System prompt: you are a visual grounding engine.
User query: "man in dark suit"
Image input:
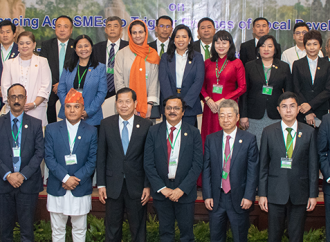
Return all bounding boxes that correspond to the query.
[192,17,216,61]
[259,92,318,242]
[97,87,152,242]
[93,16,128,99]
[239,17,281,66]
[0,83,44,242]
[0,20,19,110]
[45,88,97,241]
[144,96,203,242]
[148,16,173,58]
[203,99,259,242]
[39,15,75,124]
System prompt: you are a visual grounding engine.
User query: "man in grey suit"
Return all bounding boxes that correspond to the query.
[259,91,319,242]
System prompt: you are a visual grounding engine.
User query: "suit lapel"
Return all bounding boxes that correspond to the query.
[230,129,244,168]
[126,115,139,155]
[182,57,193,84]
[65,39,74,62]
[20,114,30,150]
[4,113,13,148]
[256,59,266,84]
[52,39,59,72]
[169,56,176,86]
[83,66,93,89]
[72,121,85,154]
[268,59,279,85]
[29,55,39,85]
[275,122,287,156]
[59,120,70,154]
[9,43,19,59]
[314,57,323,85]
[301,57,313,87]
[160,122,168,163]
[292,122,303,158]
[178,122,188,162]
[101,41,107,64]
[114,115,125,156]
[216,131,223,175]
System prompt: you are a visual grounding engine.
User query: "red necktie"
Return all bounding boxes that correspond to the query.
[222,135,231,193]
[167,126,176,170]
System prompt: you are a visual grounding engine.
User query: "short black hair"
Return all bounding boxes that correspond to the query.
[210,30,236,62]
[293,22,309,33]
[156,16,173,26]
[167,24,194,61]
[7,83,26,97]
[116,87,137,102]
[55,15,73,26]
[303,30,322,46]
[197,17,215,29]
[129,20,146,34]
[277,92,298,106]
[163,95,186,112]
[256,35,281,59]
[0,20,16,33]
[106,16,123,26]
[253,17,269,27]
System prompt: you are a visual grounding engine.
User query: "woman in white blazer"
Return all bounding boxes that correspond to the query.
[1,31,52,126]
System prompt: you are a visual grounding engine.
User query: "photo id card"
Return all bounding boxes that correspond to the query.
[12,147,20,157]
[222,170,228,179]
[212,84,223,94]
[168,158,178,179]
[281,157,292,169]
[65,154,77,166]
[107,67,114,74]
[76,88,83,94]
[262,85,273,95]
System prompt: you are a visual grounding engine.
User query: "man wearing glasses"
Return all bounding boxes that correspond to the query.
[282,22,324,71]
[149,16,173,58]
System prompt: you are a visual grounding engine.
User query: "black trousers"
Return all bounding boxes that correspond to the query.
[268,199,307,242]
[105,180,147,242]
[0,189,38,242]
[324,194,330,242]
[47,91,59,124]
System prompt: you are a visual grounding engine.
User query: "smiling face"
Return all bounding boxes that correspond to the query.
[131,24,146,46]
[75,38,92,61]
[55,17,73,43]
[105,20,122,41]
[218,107,239,134]
[164,98,185,126]
[259,38,275,60]
[0,25,16,47]
[305,39,321,60]
[174,29,191,54]
[116,92,137,120]
[253,20,269,39]
[18,35,36,58]
[214,38,230,58]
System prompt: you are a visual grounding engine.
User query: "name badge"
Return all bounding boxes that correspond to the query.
[281,157,292,169]
[76,88,83,94]
[262,85,273,95]
[212,84,223,94]
[222,170,228,179]
[168,158,178,179]
[13,147,20,157]
[145,73,149,80]
[107,67,114,74]
[65,154,77,166]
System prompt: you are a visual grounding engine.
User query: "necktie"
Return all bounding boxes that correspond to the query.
[59,43,66,78]
[205,45,210,60]
[122,120,129,155]
[167,126,176,169]
[12,118,19,164]
[286,128,293,158]
[160,43,165,58]
[107,43,116,93]
[222,135,231,193]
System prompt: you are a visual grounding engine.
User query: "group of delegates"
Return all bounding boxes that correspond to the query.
[1,12,330,242]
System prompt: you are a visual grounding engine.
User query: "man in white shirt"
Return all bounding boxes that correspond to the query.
[45,88,98,242]
[282,22,323,71]
[149,16,173,58]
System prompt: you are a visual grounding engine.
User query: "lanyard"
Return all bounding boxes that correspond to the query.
[295,46,301,59]
[215,58,228,84]
[262,62,272,86]
[167,126,181,151]
[282,130,296,158]
[77,65,88,89]
[12,121,23,148]
[222,138,234,167]
[1,48,12,63]
[134,47,150,61]
[68,131,76,155]
[200,43,209,52]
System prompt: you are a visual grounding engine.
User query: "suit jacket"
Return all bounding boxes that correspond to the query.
[239,39,281,66]
[148,40,157,52]
[239,58,293,119]
[0,113,43,194]
[144,121,203,203]
[93,39,129,65]
[45,120,97,197]
[259,121,319,205]
[192,40,201,53]
[202,129,259,213]
[57,62,107,126]
[318,114,330,195]
[0,42,19,85]
[293,56,330,121]
[158,51,205,116]
[97,114,152,200]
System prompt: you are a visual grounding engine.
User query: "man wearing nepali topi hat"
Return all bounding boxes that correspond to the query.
[45,88,98,242]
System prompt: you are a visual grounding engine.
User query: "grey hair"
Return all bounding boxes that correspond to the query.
[218,99,239,115]
[105,16,123,26]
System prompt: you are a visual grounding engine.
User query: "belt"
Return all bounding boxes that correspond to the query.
[168,179,175,182]
[176,88,181,94]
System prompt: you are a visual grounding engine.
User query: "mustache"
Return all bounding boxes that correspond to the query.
[14,103,20,106]
[169,113,177,116]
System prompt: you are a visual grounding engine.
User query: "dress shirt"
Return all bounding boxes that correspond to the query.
[3,112,24,181]
[281,45,323,71]
[255,38,259,47]
[307,56,318,84]
[281,120,298,151]
[119,114,134,141]
[221,127,237,188]
[200,40,212,61]
[1,42,14,63]
[106,38,121,68]
[156,38,169,56]
[166,120,182,179]
[175,50,188,88]
[57,39,69,57]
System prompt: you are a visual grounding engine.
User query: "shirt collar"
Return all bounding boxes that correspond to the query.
[307,55,318,64]
[119,114,135,125]
[295,45,305,54]
[255,38,259,46]
[281,120,298,133]
[175,50,188,58]
[156,38,169,47]
[57,39,69,47]
[1,42,14,51]
[166,120,182,131]
[223,127,237,139]
[66,119,81,129]
[201,40,212,48]
[10,111,24,124]
[107,38,121,48]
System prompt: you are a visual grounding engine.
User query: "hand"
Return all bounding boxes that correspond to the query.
[146,104,152,119]
[241,198,253,210]
[98,187,107,204]
[306,198,317,211]
[305,113,316,126]
[240,118,249,130]
[259,196,268,212]
[300,103,312,114]
[81,111,88,119]
[215,98,225,110]
[204,198,214,211]
[0,87,2,97]
[7,172,24,188]
[141,187,150,206]
[62,183,71,190]
[160,187,173,198]
[52,83,59,94]
[65,176,80,190]
[169,188,184,202]
[24,103,35,112]
[206,98,218,114]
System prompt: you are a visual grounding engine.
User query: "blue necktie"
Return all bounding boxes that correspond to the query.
[107,43,116,93]
[122,121,129,155]
[12,118,19,164]
[59,43,66,78]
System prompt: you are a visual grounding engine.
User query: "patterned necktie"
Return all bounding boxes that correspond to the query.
[59,43,66,78]
[12,118,19,164]
[160,43,165,58]
[107,43,116,93]
[122,120,129,155]
[205,45,210,60]
[286,128,293,158]
[167,126,176,169]
[222,135,231,193]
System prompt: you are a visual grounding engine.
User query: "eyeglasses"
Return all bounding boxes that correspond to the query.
[9,95,25,101]
[165,106,182,111]
[158,24,172,29]
[295,31,308,36]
